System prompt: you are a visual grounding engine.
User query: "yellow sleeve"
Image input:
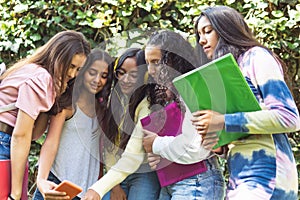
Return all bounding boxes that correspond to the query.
[89,98,150,198]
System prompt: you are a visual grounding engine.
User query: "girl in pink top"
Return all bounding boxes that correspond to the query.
[0,30,90,200]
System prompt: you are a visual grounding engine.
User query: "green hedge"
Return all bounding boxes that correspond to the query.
[1,0,299,197]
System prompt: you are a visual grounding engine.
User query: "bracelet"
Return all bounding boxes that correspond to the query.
[8,194,15,200]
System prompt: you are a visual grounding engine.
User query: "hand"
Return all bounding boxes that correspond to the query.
[191,110,224,135]
[147,153,161,170]
[37,179,69,200]
[81,189,100,200]
[201,132,219,150]
[142,129,158,153]
[213,145,229,158]
[212,147,223,154]
[110,185,127,200]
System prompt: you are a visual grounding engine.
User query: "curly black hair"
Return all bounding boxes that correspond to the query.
[146,30,198,110]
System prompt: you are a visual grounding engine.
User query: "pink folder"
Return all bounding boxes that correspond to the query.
[141,102,207,187]
[0,160,28,200]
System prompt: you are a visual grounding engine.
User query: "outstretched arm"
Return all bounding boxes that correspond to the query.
[36,109,71,199]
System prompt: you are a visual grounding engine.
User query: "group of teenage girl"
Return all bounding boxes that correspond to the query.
[0,5,299,200]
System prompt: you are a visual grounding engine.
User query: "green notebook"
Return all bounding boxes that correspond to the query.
[172,53,261,149]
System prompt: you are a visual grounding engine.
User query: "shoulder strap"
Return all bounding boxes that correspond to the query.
[0,103,16,113]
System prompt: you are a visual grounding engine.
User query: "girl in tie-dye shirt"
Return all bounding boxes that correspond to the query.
[193,5,300,200]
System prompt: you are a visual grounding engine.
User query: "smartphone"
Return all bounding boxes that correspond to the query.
[54,180,83,199]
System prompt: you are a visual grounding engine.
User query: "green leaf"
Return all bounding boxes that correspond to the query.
[30,33,41,41]
[286,41,299,50]
[257,2,268,9]
[11,38,22,53]
[86,10,93,17]
[144,13,160,22]
[53,16,62,23]
[137,2,153,12]
[187,7,201,16]
[122,10,132,17]
[14,4,28,13]
[226,0,237,4]
[91,18,104,28]
[102,0,119,6]
[76,9,86,19]
[122,17,130,29]
[159,19,172,28]
[271,10,284,18]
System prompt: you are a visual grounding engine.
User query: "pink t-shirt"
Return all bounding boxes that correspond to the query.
[0,63,55,127]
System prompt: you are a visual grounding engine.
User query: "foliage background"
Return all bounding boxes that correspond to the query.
[0,0,299,198]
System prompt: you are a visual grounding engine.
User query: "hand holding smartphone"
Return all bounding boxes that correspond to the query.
[54,180,83,199]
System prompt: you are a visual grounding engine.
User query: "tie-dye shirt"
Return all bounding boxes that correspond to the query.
[224,46,300,199]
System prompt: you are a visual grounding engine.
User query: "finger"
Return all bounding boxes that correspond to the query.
[191,117,210,125]
[149,157,161,165]
[149,160,159,170]
[196,128,208,136]
[148,156,158,162]
[202,140,218,150]
[44,190,67,196]
[202,136,219,148]
[143,141,152,153]
[147,152,156,157]
[44,193,69,200]
[203,132,219,139]
[150,164,157,170]
[142,129,156,137]
[153,159,161,166]
[148,153,160,160]
[197,123,209,130]
[192,110,205,117]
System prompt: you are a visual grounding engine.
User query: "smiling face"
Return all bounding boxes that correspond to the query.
[145,45,162,83]
[116,57,138,95]
[58,53,86,95]
[197,16,219,59]
[83,60,108,94]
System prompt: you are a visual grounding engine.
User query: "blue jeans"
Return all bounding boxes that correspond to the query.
[0,131,11,160]
[0,131,29,200]
[33,171,80,200]
[102,171,160,200]
[158,156,225,200]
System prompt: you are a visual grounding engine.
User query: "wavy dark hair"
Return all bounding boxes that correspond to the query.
[194,6,288,74]
[50,48,114,119]
[103,48,152,152]
[146,30,198,109]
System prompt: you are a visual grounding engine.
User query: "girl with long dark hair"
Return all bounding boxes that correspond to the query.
[193,5,299,199]
[83,48,160,200]
[143,30,225,200]
[34,48,113,199]
[0,30,90,200]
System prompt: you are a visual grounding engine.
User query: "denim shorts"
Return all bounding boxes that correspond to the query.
[158,156,225,200]
[0,131,11,160]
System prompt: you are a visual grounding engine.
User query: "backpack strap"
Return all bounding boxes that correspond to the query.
[0,103,16,113]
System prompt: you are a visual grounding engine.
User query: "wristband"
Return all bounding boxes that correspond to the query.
[8,194,15,200]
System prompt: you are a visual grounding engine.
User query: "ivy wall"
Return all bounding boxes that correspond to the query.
[0,0,299,197]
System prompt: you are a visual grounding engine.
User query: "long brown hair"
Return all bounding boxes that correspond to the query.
[194,6,288,76]
[1,30,91,96]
